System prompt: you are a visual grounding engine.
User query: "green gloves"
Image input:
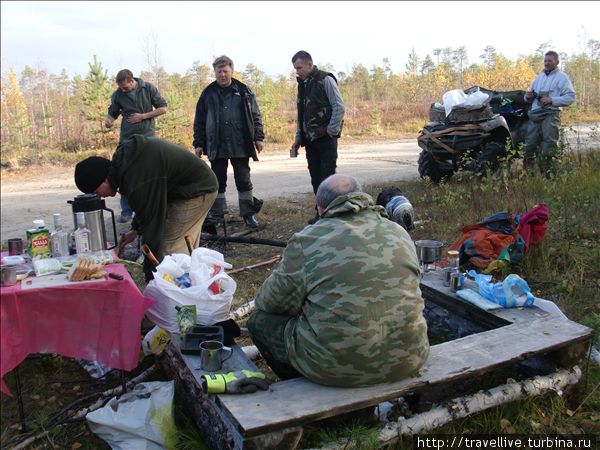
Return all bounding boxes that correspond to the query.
[202,370,269,394]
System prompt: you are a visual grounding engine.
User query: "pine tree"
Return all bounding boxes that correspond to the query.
[81,55,113,148]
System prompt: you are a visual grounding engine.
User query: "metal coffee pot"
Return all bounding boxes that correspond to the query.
[67,194,118,252]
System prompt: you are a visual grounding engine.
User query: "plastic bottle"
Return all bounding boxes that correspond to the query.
[74,212,91,254]
[51,213,70,257]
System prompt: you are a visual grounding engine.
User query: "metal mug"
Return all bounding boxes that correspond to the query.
[8,238,23,256]
[443,267,457,287]
[1,265,18,287]
[200,340,232,372]
[450,272,465,292]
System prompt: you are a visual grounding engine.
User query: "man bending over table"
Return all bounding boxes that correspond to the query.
[74,135,218,280]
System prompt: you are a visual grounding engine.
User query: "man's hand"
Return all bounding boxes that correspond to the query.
[254,141,264,152]
[104,115,115,128]
[117,230,138,257]
[525,91,535,100]
[195,147,204,157]
[127,112,146,124]
[540,97,552,106]
[290,142,300,158]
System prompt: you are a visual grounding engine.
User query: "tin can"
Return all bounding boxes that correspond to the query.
[8,238,23,256]
[443,267,457,287]
[450,272,465,292]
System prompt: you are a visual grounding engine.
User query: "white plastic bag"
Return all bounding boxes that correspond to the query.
[86,381,175,450]
[463,90,489,107]
[144,248,236,333]
[442,89,467,117]
[442,89,490,116]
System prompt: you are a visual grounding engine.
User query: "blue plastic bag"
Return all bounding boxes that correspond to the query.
[467,270,535,308]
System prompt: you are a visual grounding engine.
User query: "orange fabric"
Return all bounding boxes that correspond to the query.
[449,224,519,269]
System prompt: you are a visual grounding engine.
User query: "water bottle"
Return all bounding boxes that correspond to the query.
[74,212,91,254]
[51,213,70,257]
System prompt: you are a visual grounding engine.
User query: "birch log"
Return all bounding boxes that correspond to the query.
[230,300,256,320]
[380,366,582,443]
[306,366,582,450]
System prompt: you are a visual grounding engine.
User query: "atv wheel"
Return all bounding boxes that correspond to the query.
[418,151,454,183]
[476,141,506,175]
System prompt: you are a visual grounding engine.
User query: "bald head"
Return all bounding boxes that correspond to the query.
[316,174,362,211]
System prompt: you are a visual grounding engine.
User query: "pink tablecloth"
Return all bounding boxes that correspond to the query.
[0,263,154,395]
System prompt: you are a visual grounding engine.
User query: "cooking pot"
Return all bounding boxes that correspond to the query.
[414,240,444,264]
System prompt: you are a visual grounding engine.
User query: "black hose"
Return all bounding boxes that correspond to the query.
[201,233,287,248]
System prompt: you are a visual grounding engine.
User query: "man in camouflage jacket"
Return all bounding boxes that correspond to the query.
[248,174,429,387]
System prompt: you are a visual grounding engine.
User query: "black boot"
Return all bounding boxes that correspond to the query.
[243,214,259,228]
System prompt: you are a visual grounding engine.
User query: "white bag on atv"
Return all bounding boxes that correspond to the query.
[144,248,236,333]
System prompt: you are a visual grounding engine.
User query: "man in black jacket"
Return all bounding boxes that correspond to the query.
[193,55,265,228]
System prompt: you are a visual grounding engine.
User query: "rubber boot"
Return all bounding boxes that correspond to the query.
[239,191,260,228]
[209,194,228,219]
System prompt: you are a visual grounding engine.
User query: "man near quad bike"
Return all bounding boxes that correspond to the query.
[523,50,575,175]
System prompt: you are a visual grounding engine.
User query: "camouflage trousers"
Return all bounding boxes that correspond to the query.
[247,310,303,380]
[524,109,561,175]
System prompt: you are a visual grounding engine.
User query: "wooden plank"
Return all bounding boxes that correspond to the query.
[217,315,592,437]
[160,343,242,450]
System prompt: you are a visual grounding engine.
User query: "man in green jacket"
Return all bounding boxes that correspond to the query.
[74,135,218,279]
[248,174,429,387]
[105,69,168,223]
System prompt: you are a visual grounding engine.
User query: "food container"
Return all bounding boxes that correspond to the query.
[414,240,444,264]
[180,326,225,355]
[1,264,18,287]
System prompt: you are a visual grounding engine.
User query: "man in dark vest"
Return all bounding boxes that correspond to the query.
[290,51,345,224]
[193,55,265,228]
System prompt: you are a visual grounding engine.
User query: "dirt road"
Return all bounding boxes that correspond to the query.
[1,140,421,239]
[3,123,597,240]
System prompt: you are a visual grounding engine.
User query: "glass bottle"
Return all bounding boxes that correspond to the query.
[74,212,91,255]
[51,213,70,257]
[447,250,460,270]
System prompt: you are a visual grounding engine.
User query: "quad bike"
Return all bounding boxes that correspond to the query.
[417,86,531,182]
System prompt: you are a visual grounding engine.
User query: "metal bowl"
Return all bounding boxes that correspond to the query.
[414,240,444,264]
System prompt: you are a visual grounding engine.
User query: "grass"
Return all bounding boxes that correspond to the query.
[2,150,599,449]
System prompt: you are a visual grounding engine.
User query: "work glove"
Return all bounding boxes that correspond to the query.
[202,370,269,394]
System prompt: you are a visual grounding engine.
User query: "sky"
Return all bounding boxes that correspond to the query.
[1,1,598,79]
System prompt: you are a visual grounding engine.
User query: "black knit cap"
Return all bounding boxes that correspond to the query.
[74,156,111,193]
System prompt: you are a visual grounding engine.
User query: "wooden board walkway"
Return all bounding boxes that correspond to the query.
[160,269,594,450]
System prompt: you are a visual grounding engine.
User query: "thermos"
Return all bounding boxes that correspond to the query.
[67,194,118,252]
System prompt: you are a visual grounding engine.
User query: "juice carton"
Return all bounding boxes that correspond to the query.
[27,219,51,259]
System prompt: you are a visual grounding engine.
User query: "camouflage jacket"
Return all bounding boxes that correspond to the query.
[296,66,338,144]
[255,192,430,387]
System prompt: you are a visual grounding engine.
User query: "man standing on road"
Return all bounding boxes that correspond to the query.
[248,174,429,386]
[290,51,345,224]
[523,51,575,175]
[193,55,265,228]
[74,136,217,281]
[105,69,168,223]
